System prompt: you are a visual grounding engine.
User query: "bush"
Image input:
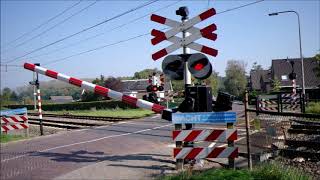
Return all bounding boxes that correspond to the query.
[306,102,320,114]
[5,100,135,111]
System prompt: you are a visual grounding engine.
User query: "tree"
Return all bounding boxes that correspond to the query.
[251,61,263,71]
[313,53,320,77]
[133,68,161,79]
[1,87,12,101]
[104,77,122,92]
[10,91,18,101]
[204,71,219,96]
[81,75,106,101]
[272,77,281,92]
[224,60,247,97]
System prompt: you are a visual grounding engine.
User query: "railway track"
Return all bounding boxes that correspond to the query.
[27,113,135,129]
[281,118,320,161]
[28,113,135,121]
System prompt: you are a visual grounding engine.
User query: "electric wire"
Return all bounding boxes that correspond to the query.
[2,1,98,54]
[216,0,264,15]
[1,0,82,51]
[25,0,182,60]
[3,0,159,64]
[39,0,266,66]
[3,0,264,67]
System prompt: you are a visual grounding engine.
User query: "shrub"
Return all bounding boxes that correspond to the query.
[5,100,135,111]
[306,102,320,114]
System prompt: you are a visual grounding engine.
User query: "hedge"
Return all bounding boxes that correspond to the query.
[5,100,135,111]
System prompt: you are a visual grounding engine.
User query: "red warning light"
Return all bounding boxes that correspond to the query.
[194,63,204,71]
[152,86,158,91]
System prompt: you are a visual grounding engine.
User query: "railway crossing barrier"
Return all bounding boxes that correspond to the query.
[24,63,167,114]
[0,108,29,137]
[257,92,303,113]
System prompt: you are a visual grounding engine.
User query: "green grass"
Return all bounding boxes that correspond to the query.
[45,108,155,118]
[161,162,311,180]
[0,134,26,143]
[306,102,320,114]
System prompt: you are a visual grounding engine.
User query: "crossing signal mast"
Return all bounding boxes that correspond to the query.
[144,72,165,104]
[150,7,237,170]
[151,7,233,114]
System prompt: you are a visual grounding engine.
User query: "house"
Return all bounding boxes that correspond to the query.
[120,79,171,99]
[271,58,320,90]
[249,69,272,93]
[50,96,74,103]
[249,57,320,98]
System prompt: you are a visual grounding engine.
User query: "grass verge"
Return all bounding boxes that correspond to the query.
[306,102,320,114]
[1,134,27,143]
[161,162,311,180]
[45,108,155,118]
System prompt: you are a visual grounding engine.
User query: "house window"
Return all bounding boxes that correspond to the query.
[281,75,288,81]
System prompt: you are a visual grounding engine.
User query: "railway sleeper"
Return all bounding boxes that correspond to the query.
[279,149,320,161]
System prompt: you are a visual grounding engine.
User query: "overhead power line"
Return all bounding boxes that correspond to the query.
[37,0,266,66]
[4,0,159,64]
[1,0,82,51]
[2,0,98,54]
[216,0,264,14]
[44,31,154,66]
[26,0,182,60]
[4,0,264,67]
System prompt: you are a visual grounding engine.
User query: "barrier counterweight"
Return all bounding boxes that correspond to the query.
[24,63,166,114]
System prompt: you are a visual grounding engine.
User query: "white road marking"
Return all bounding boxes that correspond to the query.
[121,122,161,126]
[151,114,160,119]
[167,144,176,148]
[1,123,172,162]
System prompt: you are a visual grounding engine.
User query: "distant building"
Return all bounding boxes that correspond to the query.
[249,57,320,99]
[120,79,171,99]
[50,96,74,103]
[271,58,320,90]
[249,69,272,93]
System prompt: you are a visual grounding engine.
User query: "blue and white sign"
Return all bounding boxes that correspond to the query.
[0,108,27,116]
[172,112,236,124]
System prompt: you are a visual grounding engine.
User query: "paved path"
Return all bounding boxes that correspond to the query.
[1,105,252,180]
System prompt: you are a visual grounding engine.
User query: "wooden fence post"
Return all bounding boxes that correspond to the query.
[227,122,235,169]
[244,90,253,170]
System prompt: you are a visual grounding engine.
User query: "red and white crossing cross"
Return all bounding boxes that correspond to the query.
[150,8,218,61]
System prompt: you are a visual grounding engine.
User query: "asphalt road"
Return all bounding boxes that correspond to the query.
[1,105,248,180]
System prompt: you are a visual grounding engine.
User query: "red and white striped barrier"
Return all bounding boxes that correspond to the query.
[283,104,300,110]
[172,129,237,142]
[259,107,278,111]
[258,99,278,111]
[23,63,166,114]
[1,123,29,132]
[281,93,299,99]
[1,115,28,124]
[1,115,29,132]
[174,147,238,160]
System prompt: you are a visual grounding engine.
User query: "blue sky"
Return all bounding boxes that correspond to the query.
[1,0,319,90]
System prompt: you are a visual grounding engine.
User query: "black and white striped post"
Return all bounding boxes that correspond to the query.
[34,63,44,136]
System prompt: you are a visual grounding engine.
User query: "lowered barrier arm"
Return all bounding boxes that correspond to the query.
[23,63,168,115]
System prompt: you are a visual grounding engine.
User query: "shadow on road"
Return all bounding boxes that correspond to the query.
[30,150,174,165]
